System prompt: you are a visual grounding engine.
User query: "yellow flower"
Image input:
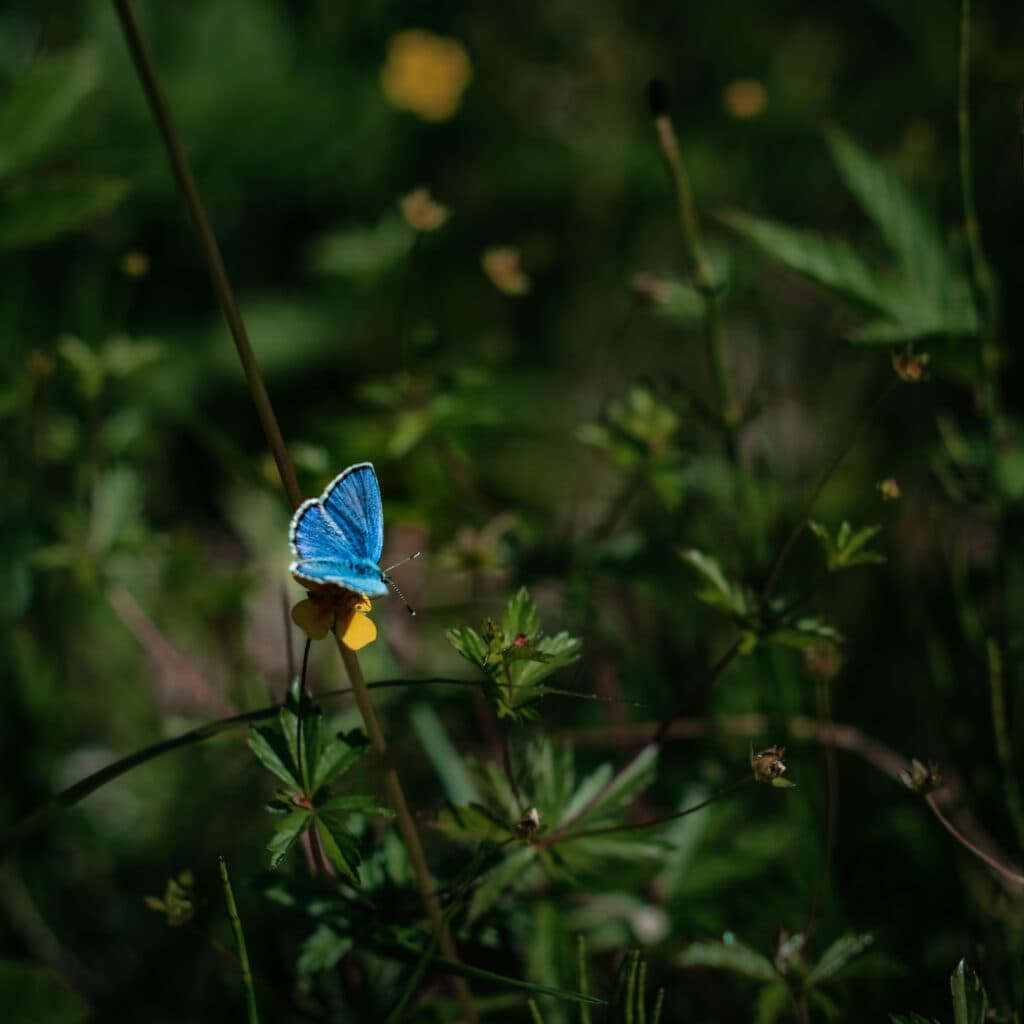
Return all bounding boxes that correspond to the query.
[291,590,377,650]
[400,186,450,231]
[482,246,531,296]
[722,79,768,120]
[381,29,472,122]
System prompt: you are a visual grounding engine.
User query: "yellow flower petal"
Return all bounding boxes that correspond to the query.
[291,597,334,640]
[338,611,377,651]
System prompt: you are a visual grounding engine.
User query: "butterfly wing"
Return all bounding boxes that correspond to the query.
[321,463,384,563]
[288,464,388,597]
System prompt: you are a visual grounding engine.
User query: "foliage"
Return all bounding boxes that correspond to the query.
[2,2,1023,1021]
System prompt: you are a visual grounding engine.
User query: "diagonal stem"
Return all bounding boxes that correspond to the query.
[111,4,475,1018]
[111,0,301,510]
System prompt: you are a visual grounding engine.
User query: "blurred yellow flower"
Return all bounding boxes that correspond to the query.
[400,186,450,231]
[482,246,531,296]
[292,591,377,650]
[381,29,472,122]
[722,78,768,120]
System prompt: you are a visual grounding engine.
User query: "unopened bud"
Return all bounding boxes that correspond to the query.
[900,758,941,795]
[877,477,901,501]
[751,744,790,785]
[892,348,930,383]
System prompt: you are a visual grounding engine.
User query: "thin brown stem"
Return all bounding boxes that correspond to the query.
[110,6,475,1015]
[111,0,301,510]
[805,681,838,936]
[542,777,751,847]
[336,641,478,1022]
[926,794,1024,888]
[760,378,897,605]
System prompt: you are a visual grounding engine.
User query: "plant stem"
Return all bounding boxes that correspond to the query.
[805,680,838,936]
[543,777,751,847]
[958,0,995,350]
[336,641,478,1022]
[111,7,475,1015]
[217,856,259,1024]
[760,377,897,605]
[111,0,300,510]
[986,638,1024,848]
[925,794,1024,888]
[652,107,737,452]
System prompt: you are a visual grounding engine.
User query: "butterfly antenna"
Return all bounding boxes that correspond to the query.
[384,551,421,573]
[383,573,417,616]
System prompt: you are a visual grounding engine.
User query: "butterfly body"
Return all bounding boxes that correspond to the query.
[289,462,389,597]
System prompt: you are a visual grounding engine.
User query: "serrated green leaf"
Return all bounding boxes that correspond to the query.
[446,625,489,670]
[0,958,90,1024]
[502,587,542,638]
[317,794,394,818]
[267,808,310,868]
[469,846,537,921]
[679,548,747,615]
[0,48,99,179]
[951,960,988,1024]
[249,726,301,790]
[680,937,778,982]
[311,738,365,792]
[721,210,899,313]
[298,924,352,974]
[806,932,874,987]
[0,177,130,248]
[315,815,361,882]
[410,703,481,804]
[758,982,793,1024]
[825,128,949,304]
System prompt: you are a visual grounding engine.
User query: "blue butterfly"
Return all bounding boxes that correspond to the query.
[289,462,389,598]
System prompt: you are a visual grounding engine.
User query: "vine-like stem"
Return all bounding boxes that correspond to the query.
[926,794,1024,888]
[650,90,737,455]
[110,5,475,1018]
[217,856,259,1024]
[958,0,995,346]
[337,642,478,1020]
[111,0,300,510]
[541,776,751,847]
[805,680,838,936]
[759,377,897,605]
[986,638,1024,848]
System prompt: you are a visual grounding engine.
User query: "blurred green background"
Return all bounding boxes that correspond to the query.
[2,0,1024,1020]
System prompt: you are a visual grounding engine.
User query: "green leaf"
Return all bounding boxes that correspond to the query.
[806,932,874,987]
[268,809,310,868]
[446,626,489,670]
[825,128,949,304]
[410,703,481,804]
[315,815,361,882]
[248,726,301,791]
[0,48,100,179]
[502,587,543,638]
[298,924,353,974]
[469,846,537,922]
[721,210,899,314]
[0,176,130,248]
[680,936,778,982]
[950,960,988,1024]
[809,520,885,572]
[311,738,365,792]
[679,548,747,616]
[758,983,793,1024]
[765,616,843,651]
[577,745,658,824]
[317,794,394,818]
[310,215,413,280]
[889,1015,940,1024]
[0,959,90,1022]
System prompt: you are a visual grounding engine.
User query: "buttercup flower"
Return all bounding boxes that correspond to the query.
[482,246,531,295]
[381,29,472,122]
[292,589,377,650]
[400,187,450,231]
